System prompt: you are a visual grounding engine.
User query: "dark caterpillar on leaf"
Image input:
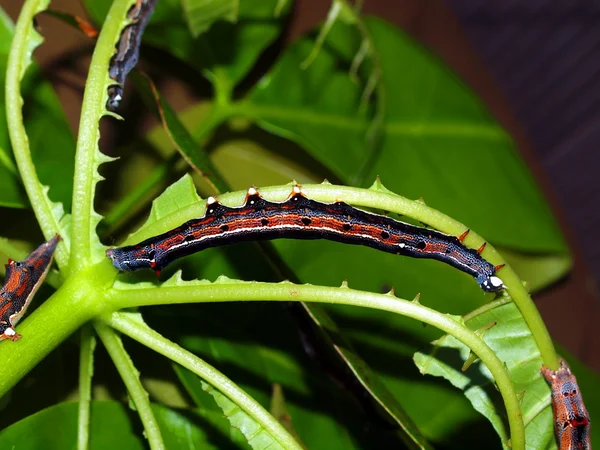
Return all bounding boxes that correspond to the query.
[106,186,505,292]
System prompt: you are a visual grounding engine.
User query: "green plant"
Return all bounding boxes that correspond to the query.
[0,0,598,449]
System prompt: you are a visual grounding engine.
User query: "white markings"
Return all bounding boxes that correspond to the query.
[489,276,505,289]
[4,327,16,337]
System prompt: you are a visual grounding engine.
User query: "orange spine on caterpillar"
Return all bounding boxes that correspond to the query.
[541,359,592,450]
[106,185,505,292]
[0,235,61,341]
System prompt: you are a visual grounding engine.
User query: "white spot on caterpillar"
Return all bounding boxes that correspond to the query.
[4,328,16,337]
[292,185,301,194]
[489,276,504,289]
[248,187,258,195]
[207,197,217,205]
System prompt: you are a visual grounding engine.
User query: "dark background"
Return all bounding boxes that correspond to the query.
[3,0,599,371]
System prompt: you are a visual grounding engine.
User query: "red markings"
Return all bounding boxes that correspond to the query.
[494,264,505,272]
[541,360,591,450]
[0,235,60,342]
[477,242,487,255]
[107,186,505,292]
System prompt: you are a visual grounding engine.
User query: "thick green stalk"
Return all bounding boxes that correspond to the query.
[0,262,114,396]
[109,280,525,450]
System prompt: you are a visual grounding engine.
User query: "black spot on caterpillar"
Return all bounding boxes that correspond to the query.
[106,186,505,292]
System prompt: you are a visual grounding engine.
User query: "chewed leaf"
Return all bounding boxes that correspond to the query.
[201,381,287,450]
[414,299,556,450]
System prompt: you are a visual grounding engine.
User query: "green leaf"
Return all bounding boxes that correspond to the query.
[141,0,292,97]
[0,401,245,449]
[245,15,566,254]
[414,299,556,449]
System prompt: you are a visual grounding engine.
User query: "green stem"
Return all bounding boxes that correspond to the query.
[109,280,525,450]
[70,0,134,267]
[77,325,96,450]
[115,182,558,369]
[94,322,166,450]
[5,0,69,268]
[101,311,303,450]
[0,263,111,397]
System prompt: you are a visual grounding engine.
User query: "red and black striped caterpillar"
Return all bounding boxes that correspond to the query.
[0,235,60,341]
[541,360,592,450]
[106,0,158,111]
[106,186,505,292]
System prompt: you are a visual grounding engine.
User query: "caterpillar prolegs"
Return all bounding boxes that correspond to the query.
[106,186,505,292]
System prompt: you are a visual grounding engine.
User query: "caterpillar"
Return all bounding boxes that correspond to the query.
[541,360,592,450]
[0,235,60,341]
[106,186,505,292]
[106,0,158,112]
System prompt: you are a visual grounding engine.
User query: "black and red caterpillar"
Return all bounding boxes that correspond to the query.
[106,186,505,292]
[0,235,60,341]
[106,0,158,111]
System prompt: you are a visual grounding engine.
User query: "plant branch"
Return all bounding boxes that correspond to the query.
[77,324,96,450]
[109,278,525,450]
[101,311,303,450]
[5,0,69,268]
[70,0,134,267]
[0,258,117,397]
[94,321,166,450]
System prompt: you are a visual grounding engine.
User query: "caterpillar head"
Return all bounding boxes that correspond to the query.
[480,276,505,292]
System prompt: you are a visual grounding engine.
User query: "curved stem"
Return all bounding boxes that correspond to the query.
[94,321,166,450]
[101,311,303,450]
[77,325,96,450]
[117,182,558,369]
[5,0,69,268]
[70,0,134,267]
[109,279,525,450]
